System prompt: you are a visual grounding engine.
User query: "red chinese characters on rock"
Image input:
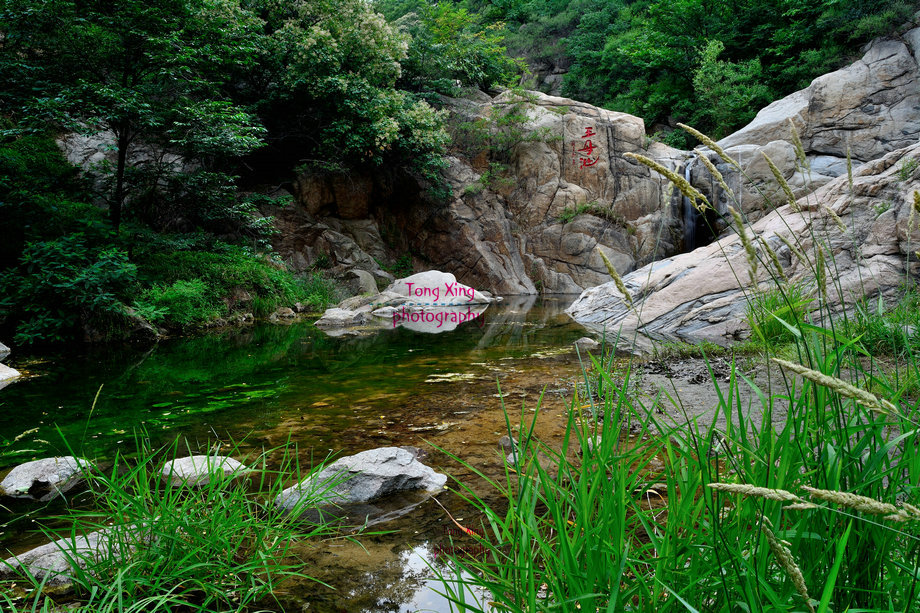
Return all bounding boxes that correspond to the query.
[571,126,600,169]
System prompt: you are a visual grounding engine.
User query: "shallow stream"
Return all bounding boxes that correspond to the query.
[1,295,618,612]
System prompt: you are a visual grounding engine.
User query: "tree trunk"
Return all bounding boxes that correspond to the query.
[111,121,130,233]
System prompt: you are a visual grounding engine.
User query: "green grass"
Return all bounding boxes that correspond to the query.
[1,434,339,612]
[745,281,813,346]
[432,332,920,611]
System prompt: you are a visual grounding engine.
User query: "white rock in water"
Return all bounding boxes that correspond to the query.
[388,271,492,305]
[275,447,447,511]
[315,307,371,328]
[0,363,20,387]
[0,456,90,502]
[574,337,600,352]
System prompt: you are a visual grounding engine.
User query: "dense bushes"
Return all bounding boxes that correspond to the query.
[0,134,335,344]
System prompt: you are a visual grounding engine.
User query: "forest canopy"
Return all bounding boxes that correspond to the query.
[378,0,917,144]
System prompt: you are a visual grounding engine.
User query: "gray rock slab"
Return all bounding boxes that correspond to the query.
[2,524,146,587]
[0,363,20,387]
[0,456,90,502]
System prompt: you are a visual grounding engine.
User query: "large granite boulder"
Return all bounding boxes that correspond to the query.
[399,91,686,293]
[567,141,920,342]
[0,456,90,502]
[275,447,447,512]
[720,29,920,162]
[709,23,920,221]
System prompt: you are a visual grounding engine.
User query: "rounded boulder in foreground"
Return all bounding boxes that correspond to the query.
[275,447,447,512]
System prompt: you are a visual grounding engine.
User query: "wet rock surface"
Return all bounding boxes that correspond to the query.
[315,270,493,333]
[568,141,920,342]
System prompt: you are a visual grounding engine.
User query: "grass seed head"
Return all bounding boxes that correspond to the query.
[802,487,903,517]
[728,206,759,287]
[597,247,632,307]
[677,123,740,170]
[788,119,807,169]
[708,483,803,503]
[694,149,733,198]
[760,516,815,613]
[771,358,897,415]
[762,151,800,213]
[760,237,787,281]
[624,152,710,212]
[846,146,854,192]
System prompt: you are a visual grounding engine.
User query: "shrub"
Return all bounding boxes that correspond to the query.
[135,279,222,326]
[0,235,137,344]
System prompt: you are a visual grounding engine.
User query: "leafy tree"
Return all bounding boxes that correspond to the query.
[232,0,452,188]
[0,0,265,232]
[394,0,523,96]
[691,40,771,138]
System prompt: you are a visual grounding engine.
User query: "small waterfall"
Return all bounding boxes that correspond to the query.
[682,160,698,251]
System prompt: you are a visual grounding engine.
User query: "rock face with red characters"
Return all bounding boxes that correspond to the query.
[274,89,687,295]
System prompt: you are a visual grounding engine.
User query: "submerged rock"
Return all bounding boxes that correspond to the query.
[0,456,90,502]
[160,455,250,487]
[275,447,447,512]
[0,363,20,388]
[573,337,600,352]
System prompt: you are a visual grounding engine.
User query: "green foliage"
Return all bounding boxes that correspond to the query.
[135,279,220,326]
[465,162,516,194]
[557,201,627,226]
[454,0,915,139]
[376,254,415,279]
[0,434,337,611]
[0,236,137,345]
[133,246,319,324]
[848,290,920,356]
[0,0,266,232]
[692,40,772,138]
[391,0,523,96]
[234,0,452,190]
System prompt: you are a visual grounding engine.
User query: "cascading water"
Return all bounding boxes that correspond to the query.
[682,160,698,251]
